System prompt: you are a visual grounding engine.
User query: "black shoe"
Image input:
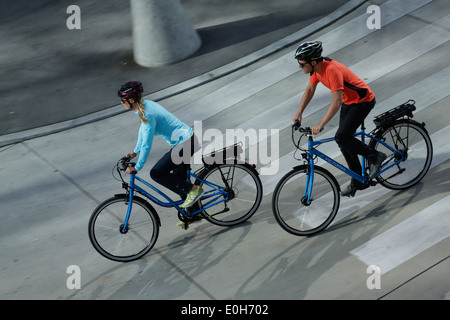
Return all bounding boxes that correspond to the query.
[341,179,370,197]
[368,152,387,180]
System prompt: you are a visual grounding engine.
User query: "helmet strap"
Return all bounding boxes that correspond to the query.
[126,98,135,110]
[309,59,323,76]
[309,61,315,76]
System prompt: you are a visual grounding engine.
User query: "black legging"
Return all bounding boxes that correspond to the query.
[150,134,199,199]
[334,99,378,177]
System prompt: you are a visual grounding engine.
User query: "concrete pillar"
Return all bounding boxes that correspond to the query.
[130,0,201,67]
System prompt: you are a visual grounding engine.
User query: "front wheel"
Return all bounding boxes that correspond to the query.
[197,163,263,226]
[272,165,340,236]
[88,195,160,262]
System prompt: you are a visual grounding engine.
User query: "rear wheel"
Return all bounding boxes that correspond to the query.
[369,120,433,190]
[197,163,262,226]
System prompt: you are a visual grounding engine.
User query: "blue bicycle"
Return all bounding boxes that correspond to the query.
[272,100,433,236]
[89,143,263,262]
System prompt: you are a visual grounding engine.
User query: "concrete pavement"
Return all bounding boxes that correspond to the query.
[1,0,449,302]
[0,0,352,140]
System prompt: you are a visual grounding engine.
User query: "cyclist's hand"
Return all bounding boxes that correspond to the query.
[126,166,138,174]
[311,124,324,135]
[126,151,137,159]
[292,114,302,124]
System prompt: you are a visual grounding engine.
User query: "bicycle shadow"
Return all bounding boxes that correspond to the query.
[327,158,450,233]
[233,160,450,299]
[68,161,450,300]
[326,183,424,234]
[68,219,253,299]
[232,200,404,299]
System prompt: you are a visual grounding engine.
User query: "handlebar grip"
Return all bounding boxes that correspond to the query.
[118,157,135,171]
[292,120,301,130]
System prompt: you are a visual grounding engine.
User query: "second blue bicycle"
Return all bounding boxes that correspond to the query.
[272,100,433,236]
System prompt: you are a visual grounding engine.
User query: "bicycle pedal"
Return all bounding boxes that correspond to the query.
[176,221,190,229]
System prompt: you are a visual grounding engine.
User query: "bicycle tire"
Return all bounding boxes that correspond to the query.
[88,195,160,262]
[272,165,340,236]
[197,163,263,226]
[369,119,433,190]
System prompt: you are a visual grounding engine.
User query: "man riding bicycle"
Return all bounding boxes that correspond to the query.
[292,41,386,197]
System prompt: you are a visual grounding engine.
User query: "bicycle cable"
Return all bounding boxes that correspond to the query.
[291,127,319,163]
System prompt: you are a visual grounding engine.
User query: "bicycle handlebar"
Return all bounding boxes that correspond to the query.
[118,156,137,174]
[292,120,312,134]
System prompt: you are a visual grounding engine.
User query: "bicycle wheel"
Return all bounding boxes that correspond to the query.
[197,163,263,226]
[88,195,160,262]
[272,165,340,236]
[369,119,433,190]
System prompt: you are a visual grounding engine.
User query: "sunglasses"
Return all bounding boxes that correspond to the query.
[297,61,308,68]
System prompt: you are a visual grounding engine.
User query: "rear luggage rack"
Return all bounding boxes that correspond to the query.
[202,142,243,166]
[373,99,416,128]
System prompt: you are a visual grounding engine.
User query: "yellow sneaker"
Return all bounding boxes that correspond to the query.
[180,186,203,208]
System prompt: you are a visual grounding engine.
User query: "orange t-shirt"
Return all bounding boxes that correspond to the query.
[310,59,375,105]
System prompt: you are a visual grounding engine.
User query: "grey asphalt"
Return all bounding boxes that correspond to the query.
[0,0,352,141]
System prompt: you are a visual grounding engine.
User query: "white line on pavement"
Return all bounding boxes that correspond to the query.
[350,195,450,274]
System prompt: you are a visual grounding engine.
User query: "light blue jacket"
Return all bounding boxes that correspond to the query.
[134,100,193,170]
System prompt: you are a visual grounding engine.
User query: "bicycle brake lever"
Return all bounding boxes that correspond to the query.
[299,126,311,134]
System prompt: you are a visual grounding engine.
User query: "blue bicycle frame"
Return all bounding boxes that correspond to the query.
[302,127,405,203]
[121,170,229,232]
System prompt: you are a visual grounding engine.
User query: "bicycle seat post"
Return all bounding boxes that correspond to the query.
[360,121,368,181]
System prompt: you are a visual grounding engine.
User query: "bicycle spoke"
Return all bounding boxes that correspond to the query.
[89,197,159,262]
[272,166,340,236]
[198,164,262,226]
[370,120,432,190]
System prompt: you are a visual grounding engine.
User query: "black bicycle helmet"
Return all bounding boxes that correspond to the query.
[118,81,144,100]
[294,41,323,61]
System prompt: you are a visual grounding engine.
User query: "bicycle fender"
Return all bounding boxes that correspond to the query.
[392,119,429,134]
[201,161,260,177]
[370,119,429,146]
[292,164,308,171]
[242,162,260,176]
[113,193,161,227]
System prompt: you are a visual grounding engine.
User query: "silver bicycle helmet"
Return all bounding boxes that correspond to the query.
[294,41,323,61]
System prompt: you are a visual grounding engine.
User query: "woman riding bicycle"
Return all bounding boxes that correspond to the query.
[118,81,202,208]
[291,41,386,197]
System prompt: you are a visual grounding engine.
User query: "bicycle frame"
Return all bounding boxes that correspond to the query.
[302,127,405,203]
[121,170,229,231]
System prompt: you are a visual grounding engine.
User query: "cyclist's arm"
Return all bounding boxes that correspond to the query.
[313,89,343,134]
[134,118,156,171]
[293,82,317,122]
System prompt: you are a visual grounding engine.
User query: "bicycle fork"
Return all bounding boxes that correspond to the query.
[302,146,315,206]
[121,174,136,234]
